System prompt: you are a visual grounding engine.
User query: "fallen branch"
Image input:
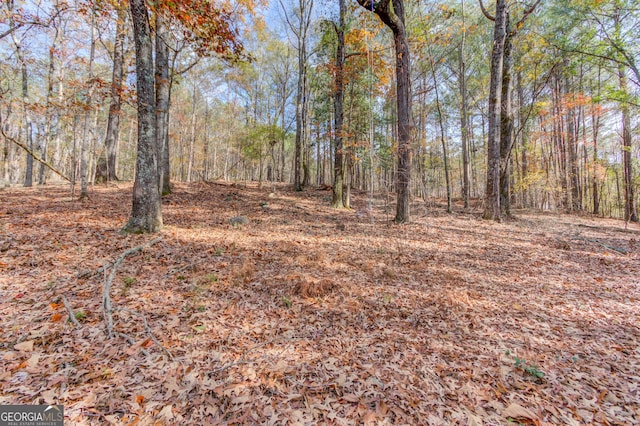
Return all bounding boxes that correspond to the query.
[78,263,111,280]
[0,114,71,182]
[572,236,628,255]
[61,295,81,328]
[117,307,175,361]
[102,238,162,337]
[586,238,628,255]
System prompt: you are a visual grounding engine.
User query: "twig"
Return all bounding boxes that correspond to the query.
[117,332,150,357]
[78,262,111,279]
[571,236,628,255]
[585,238,628,255]
[0,112,71,182]
[117,307,175,361]
[102,238,162,337]
[161,258,206,278]
[61,295,81,328]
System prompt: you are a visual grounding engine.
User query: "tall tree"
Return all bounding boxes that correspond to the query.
[7,0,34,187]
[619,64,638,222]
[480,0,507,220]
[123,0,162,233]
[459,0,471,210]
[280,0,313,191]
[155,6,171,195]
[481,0,540,218]
[98,4,126,182]
[356,0,413,223]
[332,0,346,208]
[79,2,97,199]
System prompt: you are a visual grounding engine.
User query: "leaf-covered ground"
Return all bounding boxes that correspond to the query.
[1,182,639,425]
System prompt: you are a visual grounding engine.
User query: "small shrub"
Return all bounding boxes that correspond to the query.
[510,354,545,380]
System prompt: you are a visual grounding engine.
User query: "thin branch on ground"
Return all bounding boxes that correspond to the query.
[61,295,81,328]
[117,307,175,361]
[102,237,162,337]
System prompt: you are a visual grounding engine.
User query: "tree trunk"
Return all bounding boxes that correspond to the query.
[357,0,412,222]
[619,65,638,222]
[9,5,34,187]
[429,51,451,213]
[483,0,506,220]
[123,0,162,234]
[499,10,513,216]
[459,0,471,210]
[332,0,345,208]
[99,5,126,182]
[290,0,313,192]
[187,81,197,182]
[155,8,171,195]
[79,6,96,199]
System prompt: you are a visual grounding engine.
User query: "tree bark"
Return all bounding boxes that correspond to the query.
[482,0,506,220]
[331,0,345,208]
[499,10,513,216]
[429,50,451,213]
[99,5,126,182]
[123,0,162,234]
[619,65,638,222]
[459,0,471,210]
[155,7,171,195]
[79,5,96,199]
[8,2,34,188]
[187,81,197,182]
[357,0,413,223]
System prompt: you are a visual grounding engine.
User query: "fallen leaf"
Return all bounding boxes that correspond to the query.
[158,404,173,421]
[14,340,34,352]
[503,403,538,420]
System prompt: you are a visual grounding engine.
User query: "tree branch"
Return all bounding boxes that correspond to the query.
[102,238,162,338]
[0,113,71,182]
[478,0,495,21]
[511,0,541,36]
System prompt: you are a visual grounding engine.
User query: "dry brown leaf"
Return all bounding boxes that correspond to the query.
[14,341,34,352]
[158,404,174,422]
[502,403,539,420]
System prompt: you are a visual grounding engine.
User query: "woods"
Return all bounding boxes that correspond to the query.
[0,0,637,224]
[1,0,640,423]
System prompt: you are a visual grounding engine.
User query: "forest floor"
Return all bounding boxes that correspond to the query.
[1,182,639,425]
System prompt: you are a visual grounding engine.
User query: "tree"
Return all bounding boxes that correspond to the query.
[480,0,506,220]
[6,0,35,187]
[279,0,314,191]
[356,0,413,223]
[155,5,171,195]
[79,1,97,200]
[97,4,127,183]
[123,0,162,233]
[480,0,540,219]
[332,0,346,208]
[459,0,471,210]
